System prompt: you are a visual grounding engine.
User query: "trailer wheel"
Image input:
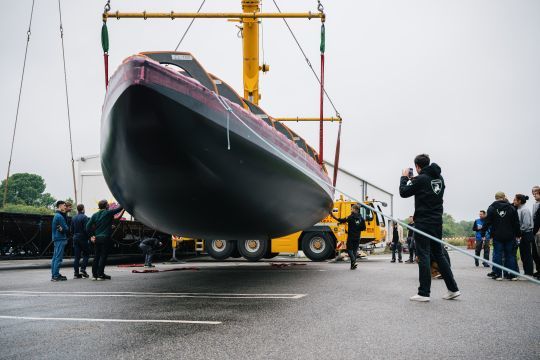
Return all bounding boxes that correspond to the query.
[204,239,236,260]
[238,239,268,262]
[302,232,334,261]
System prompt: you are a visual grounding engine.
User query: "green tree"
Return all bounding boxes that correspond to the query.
[442,213,474,238]
[0,173,56,208]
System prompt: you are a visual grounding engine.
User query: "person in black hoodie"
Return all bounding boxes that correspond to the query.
[483,192,521,280]
[331,204,366,270]
[399,154,460,302]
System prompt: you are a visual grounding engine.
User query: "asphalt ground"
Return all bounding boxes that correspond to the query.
[0,250,539,360]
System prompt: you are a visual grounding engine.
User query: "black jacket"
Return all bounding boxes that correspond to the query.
[399,163,445,225]
[335,212,366,241]
[482,200,521,242]
[70,213,89,241]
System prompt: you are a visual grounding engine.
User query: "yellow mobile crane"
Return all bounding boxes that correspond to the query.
[173,196,388,262]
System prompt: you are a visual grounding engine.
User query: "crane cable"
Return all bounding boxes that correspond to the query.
[271,0,340,119]
[271,0,342,182]
[3,0,36,208]
[58,0,78,205]
[174,0,207,51]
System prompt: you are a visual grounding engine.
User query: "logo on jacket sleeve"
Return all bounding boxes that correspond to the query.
[431,179,443,195]
[497,209,506,218]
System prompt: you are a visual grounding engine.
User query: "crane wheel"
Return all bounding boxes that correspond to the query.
[204,239,237,260]
[301,232,334,261]
[237,239,268,262]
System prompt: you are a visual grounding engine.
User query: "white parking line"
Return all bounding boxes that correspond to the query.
[0,315,221,325]
[0,291,306,300]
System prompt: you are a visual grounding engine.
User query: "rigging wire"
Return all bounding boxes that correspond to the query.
[58,0,78,204]
[174,0,207,51]
[270,0,340,118]
[3,0,36,207]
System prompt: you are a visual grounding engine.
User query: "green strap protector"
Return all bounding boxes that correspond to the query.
[101,22,109,53]
[320,23,325,54]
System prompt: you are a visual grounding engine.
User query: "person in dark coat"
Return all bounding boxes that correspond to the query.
[399,154,460,302]
[331,204,366,270]
[71,204,91,278]
[139,238,163,267]
[483,192,521,280]
[86,200,124,280]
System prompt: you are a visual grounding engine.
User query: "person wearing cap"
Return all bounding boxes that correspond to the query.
[86,200,124,280]
[399,154,460,302]
[51,200,69,281]
[331,204,366,270]
[483,192,520,280]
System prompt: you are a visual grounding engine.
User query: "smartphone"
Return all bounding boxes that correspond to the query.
[408,168,414,178]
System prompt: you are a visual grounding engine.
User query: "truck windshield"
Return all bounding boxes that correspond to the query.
[360,207,374,221]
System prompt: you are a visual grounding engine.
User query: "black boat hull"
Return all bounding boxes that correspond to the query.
[101,57,333,240]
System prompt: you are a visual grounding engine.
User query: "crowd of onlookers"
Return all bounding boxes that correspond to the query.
[472,186,540,280]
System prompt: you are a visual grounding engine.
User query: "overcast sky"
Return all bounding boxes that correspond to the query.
[0,0,538,221]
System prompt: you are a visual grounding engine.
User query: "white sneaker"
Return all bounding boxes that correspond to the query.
[410,294,430,302]
[443,290,461,300]
[495,277,503,281]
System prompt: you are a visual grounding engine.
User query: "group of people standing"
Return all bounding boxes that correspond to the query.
[473,187,540,281]
[50,199,124,281]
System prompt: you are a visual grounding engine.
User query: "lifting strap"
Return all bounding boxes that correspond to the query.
[3,0,36,207]
[102,1,110,88]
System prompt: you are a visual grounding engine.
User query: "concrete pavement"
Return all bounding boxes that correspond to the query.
[0,251,538,359]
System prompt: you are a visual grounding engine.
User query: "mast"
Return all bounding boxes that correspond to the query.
[241,0,261,104]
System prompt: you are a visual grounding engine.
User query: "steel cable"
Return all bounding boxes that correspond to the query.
[174,0,207,51]
[3,0,36,207]
[271,0,340,118]
[57,0,78,204]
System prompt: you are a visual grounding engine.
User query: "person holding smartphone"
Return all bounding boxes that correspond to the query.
[399,154,460,302]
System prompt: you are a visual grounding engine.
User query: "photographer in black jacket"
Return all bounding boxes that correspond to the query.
[331,204,366,270]
[399,154,460,302]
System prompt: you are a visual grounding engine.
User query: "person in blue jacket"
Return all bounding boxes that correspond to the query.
[51,200,69,281]
[472,210,491,267]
